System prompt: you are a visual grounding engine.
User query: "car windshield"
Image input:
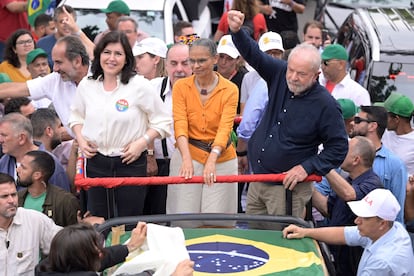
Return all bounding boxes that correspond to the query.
[368,61,414,102]
[75,9,165,42]
[329,0,412,7]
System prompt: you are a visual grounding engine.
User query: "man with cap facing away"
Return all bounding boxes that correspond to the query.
[380,92,414,231]
[216,34,248,115]
[283,188,414,275]
[94,0,130,44]
[239,31,284,114]
[320,44,370,106]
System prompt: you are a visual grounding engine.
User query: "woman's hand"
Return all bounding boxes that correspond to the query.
[203,156,217,186]
[127,222,147,252]
[179,158,194,180]
[77,137,98,158]
[121,138,146,164]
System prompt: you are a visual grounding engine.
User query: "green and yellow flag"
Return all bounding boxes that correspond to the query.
[27,0,52,26]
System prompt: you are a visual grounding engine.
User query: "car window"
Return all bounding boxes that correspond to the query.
[369,62,414,102]
[76,9,165,42]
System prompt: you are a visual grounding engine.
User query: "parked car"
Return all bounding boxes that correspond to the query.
[64,0,212,44]
[335,7,414,103]
[314,0,414,38]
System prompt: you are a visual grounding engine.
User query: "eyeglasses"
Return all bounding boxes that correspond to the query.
[354,116,375,124]
[189,57,210,66]
[16,39,34,46]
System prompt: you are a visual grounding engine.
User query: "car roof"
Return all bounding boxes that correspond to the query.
[357,8,414,59]
[64,0,167,11]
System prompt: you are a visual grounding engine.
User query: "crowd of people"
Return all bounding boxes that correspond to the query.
[0,0,413,275]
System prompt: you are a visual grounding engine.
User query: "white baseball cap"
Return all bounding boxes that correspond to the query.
[132,37,167,58]
[259,32,284,53]
[217,35,240,59]
[347,189,401,221]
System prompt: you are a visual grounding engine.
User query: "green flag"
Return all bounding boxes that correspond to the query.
[27,0,52,26]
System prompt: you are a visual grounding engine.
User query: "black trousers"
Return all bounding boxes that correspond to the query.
[85,152,147,219]
[143,158,170,215]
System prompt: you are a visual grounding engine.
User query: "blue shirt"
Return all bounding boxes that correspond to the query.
[237,78,268,140]
[231,29,348,176]
[0,149,71,192]
[373,146,407,223]
[345,222,414,276]
[37,34,57,69]
[328,169,383,227]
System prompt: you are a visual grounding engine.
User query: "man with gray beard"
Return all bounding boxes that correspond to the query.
[227,10,348,220]
[144,43,192,215]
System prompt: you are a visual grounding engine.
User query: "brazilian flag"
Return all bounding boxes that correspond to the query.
[184,229,326,275]
[105,228,327,275]
[27,0,52,26]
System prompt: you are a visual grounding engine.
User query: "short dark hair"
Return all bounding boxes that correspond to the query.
[30,108,60,139]
[57,35,90,66]
[173,21,193,36]
[360,105,388,138]
[4,97,32,115]
[54,5,76,22]
[4,29,35,68]
[303,20,324,35]
[25,151,55,183]
[34,14,53,28]
[91,31,136,84]
[0,173,16,185]
[47,223,103,273]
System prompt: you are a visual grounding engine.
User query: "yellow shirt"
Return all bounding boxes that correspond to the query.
[173,73,238,164]
[0,61,31,82]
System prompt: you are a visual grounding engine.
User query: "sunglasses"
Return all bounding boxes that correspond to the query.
[353,116,375,124]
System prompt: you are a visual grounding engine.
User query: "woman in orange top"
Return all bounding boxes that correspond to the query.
[0,29,34,82]
[167,38,239,227]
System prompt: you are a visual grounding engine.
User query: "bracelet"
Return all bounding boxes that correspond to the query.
[236,150,248,157]
[143,134,151,146]
[211,148,221,157]
[74,30,82,36]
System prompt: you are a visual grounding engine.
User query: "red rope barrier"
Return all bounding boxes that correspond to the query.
[75,173,322,190]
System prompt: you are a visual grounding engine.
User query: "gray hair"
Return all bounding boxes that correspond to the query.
[116,16,138,32]
[0,112,33,140]
[351,136,376,168]
[191,38,217,56]
[288,43,321,73]
[56,35,90,66]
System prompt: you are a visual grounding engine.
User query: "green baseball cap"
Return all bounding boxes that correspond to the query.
[0,73,11,83]
[321,44,348,61]
[383,92,414,118]
[337,98,358,119]
[26,48,48,65]
[100,0,130,15]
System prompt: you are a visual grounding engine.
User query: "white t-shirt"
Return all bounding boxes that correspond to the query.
[382,129,414,175]
[27,72,77,135]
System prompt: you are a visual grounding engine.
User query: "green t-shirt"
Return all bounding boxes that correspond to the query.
[23,192,46,213]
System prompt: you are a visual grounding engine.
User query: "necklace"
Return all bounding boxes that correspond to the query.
[195,74,219,95]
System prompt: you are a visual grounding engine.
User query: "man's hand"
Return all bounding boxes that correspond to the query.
[227,10,245,33]
[127,222,147,252]
[77,210,105,225]
[282,224,306,239]
[172,259,195,276]
[283,165,308,190]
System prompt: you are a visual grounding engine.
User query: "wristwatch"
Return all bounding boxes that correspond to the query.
[147,149,154,156]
